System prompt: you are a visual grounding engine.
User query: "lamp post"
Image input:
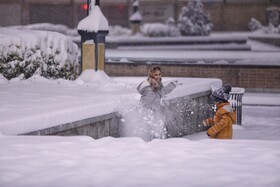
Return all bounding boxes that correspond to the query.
[78,0,109,72]
[129,0,142,35]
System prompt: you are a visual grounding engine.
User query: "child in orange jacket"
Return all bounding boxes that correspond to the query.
[203,84,236,139]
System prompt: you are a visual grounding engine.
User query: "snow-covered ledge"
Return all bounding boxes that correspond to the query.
[21,88,216,139]
[20,91,216,138]
[22,112,121,139]
[0,70,221,139]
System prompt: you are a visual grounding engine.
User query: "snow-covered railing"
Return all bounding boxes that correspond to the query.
[229,87,245,125]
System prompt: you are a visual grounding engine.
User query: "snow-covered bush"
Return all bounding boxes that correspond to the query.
[8,23,78,37]
[0,28,79,80]
[177,0,212,36]
[248,18,262,31]
[141,23,169,37]
[165,17,181,37]
[263,23,280,34]
[108,25,131,37]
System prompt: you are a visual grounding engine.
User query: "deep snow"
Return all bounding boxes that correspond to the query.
[0,71,280,187]
[1,25,280,187]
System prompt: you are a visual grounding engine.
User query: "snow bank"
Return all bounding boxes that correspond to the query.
[0,135,279,187]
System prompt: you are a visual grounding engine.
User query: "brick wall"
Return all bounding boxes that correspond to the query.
[105,62,280,92]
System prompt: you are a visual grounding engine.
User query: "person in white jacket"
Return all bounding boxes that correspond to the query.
[137,66,177,111]
[136,66,179,139]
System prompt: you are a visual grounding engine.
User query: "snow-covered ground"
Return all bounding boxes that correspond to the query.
[0,71,280,187]
[1,25,280,187]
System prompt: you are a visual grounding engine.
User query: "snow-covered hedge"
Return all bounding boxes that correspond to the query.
[141,18,181,37]
[108,25,132,37]
[0,28,79,80]
[141,23,169,37]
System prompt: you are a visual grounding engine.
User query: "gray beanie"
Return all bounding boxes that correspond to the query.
[211,84,232,102]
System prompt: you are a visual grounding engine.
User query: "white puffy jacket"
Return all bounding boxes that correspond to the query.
[137,79,176,111]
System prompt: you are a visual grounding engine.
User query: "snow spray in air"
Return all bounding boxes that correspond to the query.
[117,95,214,141]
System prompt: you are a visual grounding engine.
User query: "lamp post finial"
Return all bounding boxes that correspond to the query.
[95,0,100,6]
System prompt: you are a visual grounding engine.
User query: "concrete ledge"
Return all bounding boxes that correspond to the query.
[249,36,280,47]
[21,112,122,139]
[106,36,249,50]
[20,90,213,139]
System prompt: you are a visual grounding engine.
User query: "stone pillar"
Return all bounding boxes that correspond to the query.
[78,0,109,72]
[82,40,96,71]
[129,0,142,35]
[95,31,108,71]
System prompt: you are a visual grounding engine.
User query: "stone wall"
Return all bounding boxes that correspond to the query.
[20,91,214,139]
[22,112,121,139]
[105,62,280,93]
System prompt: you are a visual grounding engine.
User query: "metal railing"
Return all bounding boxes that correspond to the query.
[229,87,245,125]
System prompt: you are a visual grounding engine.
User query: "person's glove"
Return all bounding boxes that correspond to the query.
[203,120,208,127]
[172,80,183,86]
[202,119,210,127]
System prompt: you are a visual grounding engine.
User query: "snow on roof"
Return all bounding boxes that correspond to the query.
[133,0,139,6]
[77,5,109,32]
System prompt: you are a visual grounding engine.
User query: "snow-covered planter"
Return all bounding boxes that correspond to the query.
[177,0,213,36]
[0,28,79,80]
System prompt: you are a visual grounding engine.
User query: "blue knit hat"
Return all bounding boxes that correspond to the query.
[211,84,232,102]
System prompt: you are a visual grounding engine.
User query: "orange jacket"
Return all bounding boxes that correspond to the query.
[204,102,236,139]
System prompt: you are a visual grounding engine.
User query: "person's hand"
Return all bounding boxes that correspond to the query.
[149,78,160,91]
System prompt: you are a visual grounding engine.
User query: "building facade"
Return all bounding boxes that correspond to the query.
[0,0,279,30]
